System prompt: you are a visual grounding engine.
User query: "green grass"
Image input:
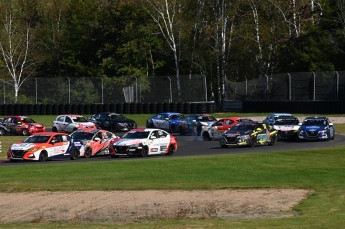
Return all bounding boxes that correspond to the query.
[0,148,345,228]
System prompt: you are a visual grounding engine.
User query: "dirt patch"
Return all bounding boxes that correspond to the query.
[0,189,310,223]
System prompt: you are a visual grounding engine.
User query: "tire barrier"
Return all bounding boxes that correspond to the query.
[6,101,345,115]
[157,103,164,113]
[137,103,143,114]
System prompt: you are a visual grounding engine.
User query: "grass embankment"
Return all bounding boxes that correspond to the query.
[0,147,345,228]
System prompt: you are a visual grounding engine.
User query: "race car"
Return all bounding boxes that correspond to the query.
[178,114,217,135]
[298,116,335,141]
[110,128,177,157]
[0,123,11,136]
[263,113,293,126]
[146,112,184,133]
[68,129,119,158]
[219,122,278,148]
[7,132,71,161]
[269,115,300,140]
[201,117,253,141]
[1,116,46,136]
[52,114,97,133]
[89,112,137,132]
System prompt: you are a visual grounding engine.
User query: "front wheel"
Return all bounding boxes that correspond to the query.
[70,150,80,160]
[140,147,149,157]
[22,129,29,136]
[0,129,5,136]
[39,151,48,162]
[220,140,227,148]
[202,132,211,141]
[84,148,92,158]
[269,135,277,146]
[167,146,175,155]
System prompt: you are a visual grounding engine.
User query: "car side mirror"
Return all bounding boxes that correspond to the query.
[151,136,157,139]
[51,139,57,144]
[329,123,333,126]
[165,118,170,121]
[94,137,101,141]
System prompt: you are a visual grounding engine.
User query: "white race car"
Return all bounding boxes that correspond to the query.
[110,128,177,157]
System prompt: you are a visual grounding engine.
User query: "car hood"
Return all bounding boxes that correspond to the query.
[11,142,43,150]
[300,125,326,131]
[273,125,300,131]
[74,122,95,127]
[199,121,215,126]
[224,130,253,136]
[113,138,147,146]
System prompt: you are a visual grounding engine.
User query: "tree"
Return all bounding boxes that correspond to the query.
[141,0,183,98]
[0,0,37,103]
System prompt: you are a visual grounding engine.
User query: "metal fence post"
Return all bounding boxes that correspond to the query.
[335,71,339,100]
[35,78,38,104]
[204,75,207,102]
[167,76,172,102]
[101,77,104,104]
[67,77,71,104]
[287,73,292,100]
[312,72,316,101]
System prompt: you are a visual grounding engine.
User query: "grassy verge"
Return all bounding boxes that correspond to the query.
[0,147,345,228]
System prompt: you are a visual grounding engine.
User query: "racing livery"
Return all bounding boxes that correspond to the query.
[201,117,253,141]
[263,113,293,126]
[110,128,177,157]
[52,114,97,133]
[7,132,71,161]
[68,129,119,158]
[178,114,217,135]
[270,116,300,140]
[298,116,335,141]
[220,122,278,148]
[146,112,184,133]
[1,116,46,136]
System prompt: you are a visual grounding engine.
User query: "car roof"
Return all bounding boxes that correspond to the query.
[158,112,181,115]
[270,113,292,117]
[29,132,68,136]
[129,128,166,132]
[4,115,28,119]
[59,114,83,117]
[304,116,327,120]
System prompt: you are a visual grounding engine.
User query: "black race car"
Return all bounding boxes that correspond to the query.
[219,122,278,148]
[89,112,137,132]
[0,123,11,136]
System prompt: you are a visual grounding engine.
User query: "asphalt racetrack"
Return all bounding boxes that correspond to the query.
[1,133,344,166]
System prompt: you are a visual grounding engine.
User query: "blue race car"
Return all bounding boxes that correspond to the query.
[178,114,217,135]
[298,116,335,141]
[146,112,185,133]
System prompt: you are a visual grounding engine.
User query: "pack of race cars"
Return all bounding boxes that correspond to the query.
[2,112,335,162]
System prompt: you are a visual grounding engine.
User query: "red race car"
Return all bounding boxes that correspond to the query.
[201,117,253,141]
[68,129,119,158]
[1,116,46,136]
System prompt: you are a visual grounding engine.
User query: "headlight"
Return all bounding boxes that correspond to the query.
[131,144,140,147]
[118,123,126,127]
[238,135,250,140]
[27,147,41,152]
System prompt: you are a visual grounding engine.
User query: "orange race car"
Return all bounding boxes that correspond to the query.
[7,132,71,161]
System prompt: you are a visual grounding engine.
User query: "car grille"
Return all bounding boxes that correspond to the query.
[306,131,319,138]
[12,150,26,158]
[114,146,129,154]
[225,136,238,143]
[127,123,136,129]
[278,130,297,138]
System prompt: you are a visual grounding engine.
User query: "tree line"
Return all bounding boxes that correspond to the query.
[0,0,344,108]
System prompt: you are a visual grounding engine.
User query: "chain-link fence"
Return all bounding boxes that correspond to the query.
[1,71,344,104]
[0,75,208,104]
[225,71,345,101]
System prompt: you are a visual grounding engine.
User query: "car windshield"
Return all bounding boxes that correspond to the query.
[198,116,217,121]
[122,131,150,139]
[23,135,50,143]
[303,119,327,126]
[72,116,88,122]
[70,131,94,140]
[274,118,299,125]
[22,117,36,123]
[230,124,255,131]
[110,114,126,120]
[170,114,184,119]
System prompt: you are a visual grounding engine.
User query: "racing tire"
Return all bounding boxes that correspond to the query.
[167,146,175,156]
[70,150,80,160]
[22,129,29,136]
[202,132,211,141]
[269,135,277,146]
[179,126,186,136]
[249,137,256,147]
[0,129,5,136]
[147,122,154,128]
[140,147,149,157]
[220,140,228,148]
[39,151,48,162]
[84,148,92,158]
[52,127,58,132]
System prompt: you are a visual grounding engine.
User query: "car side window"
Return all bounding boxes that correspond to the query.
[158,130,167,138]
[3,118,10,124]
[225,120,234,125]
[65,116,72,123]
[57,116,65,122]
